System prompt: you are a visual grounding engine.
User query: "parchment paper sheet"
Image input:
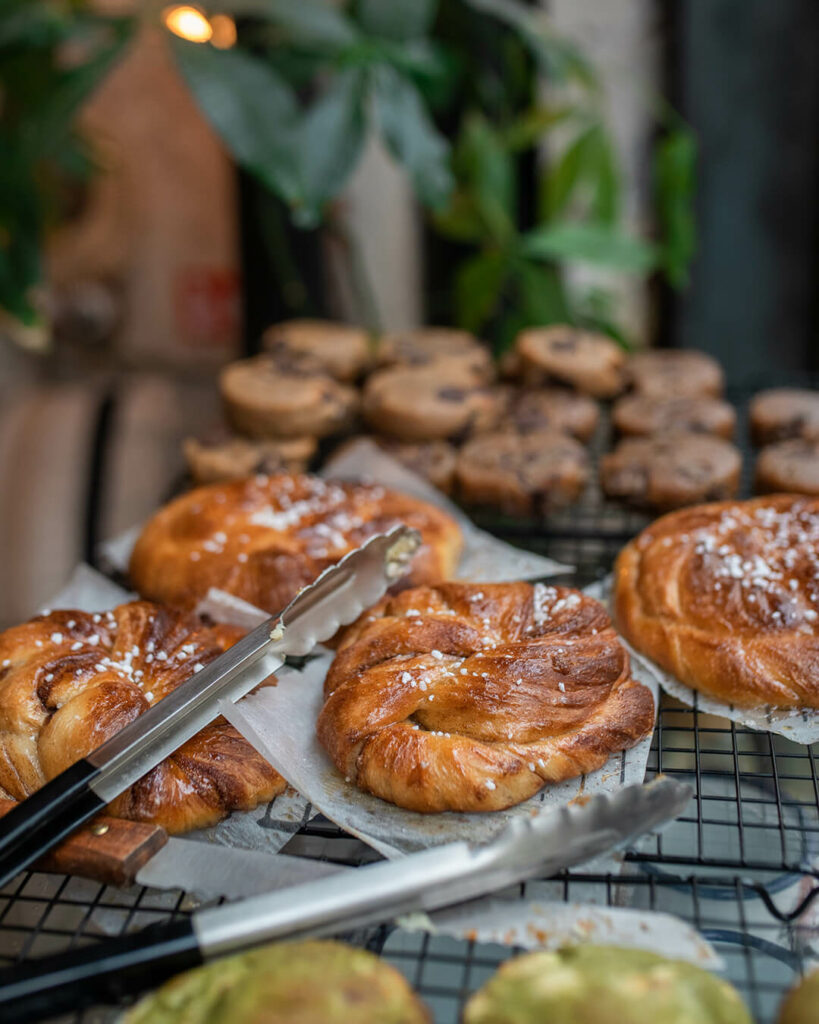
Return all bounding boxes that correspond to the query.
[400,899,722,968]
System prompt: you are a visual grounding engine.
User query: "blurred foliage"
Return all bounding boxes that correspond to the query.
[0,0,696,349]
[0,0,131,330]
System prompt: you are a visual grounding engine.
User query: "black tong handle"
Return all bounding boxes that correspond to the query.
[0,917,201,1022]
[0,759,104,890]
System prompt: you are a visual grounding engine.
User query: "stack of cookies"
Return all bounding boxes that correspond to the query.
[751,388,819,496]
[601,348,742,511]
[184,320,370,484]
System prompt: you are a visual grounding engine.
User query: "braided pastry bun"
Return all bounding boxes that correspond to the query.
[0,601,284,833]
[317,582,655,813]
[614,495,819,709]
[130,473,463,615]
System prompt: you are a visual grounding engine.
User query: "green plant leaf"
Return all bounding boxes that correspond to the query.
[431,192,485,243]
[504,105,573,151]
[216,0,358,50]
[457,112,516,242]
[373,65,453,209]
[454,250,507,331]
[460,0,597,89]
[24,18,132,161]
[543,123,619,224]
[171,39,302,205]
[515,259,570,324]
[522,222,658,273]
[356,0,438,41]
[655,124,697,289]
[296,68,367,224]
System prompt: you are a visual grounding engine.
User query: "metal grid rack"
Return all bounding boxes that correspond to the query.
[3,380,819,1022]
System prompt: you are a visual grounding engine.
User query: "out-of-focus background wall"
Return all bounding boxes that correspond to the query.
[1,0,817,623]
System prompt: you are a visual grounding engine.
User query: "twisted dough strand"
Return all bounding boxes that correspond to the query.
[0,601,284,833]
[318,582,654,812]
[615,494,819,709]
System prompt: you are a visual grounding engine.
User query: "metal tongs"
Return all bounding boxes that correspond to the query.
[0,525,423,891]
[0,777,691,1022]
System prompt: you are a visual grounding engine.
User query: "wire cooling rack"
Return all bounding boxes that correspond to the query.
[4,378,819,1023]
[1,861,815,1024]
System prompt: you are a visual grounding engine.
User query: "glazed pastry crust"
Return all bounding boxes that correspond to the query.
[0,601,284,833]
[130,473,463,615]
[614,495,819,709]
[317,582,655,813]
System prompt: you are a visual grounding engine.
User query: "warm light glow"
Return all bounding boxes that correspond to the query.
[210,14,237,49]
[163,5,213,43]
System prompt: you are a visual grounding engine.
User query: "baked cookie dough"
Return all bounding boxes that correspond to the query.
[220,354,358,439]
[262,318,371,381]
[750,388,819,445]
[626,349,724,398]
[457,430,590,514]
[601,433,741,510]
[515,325,626,398]
[612,394,736,439]
[755,438,819,495]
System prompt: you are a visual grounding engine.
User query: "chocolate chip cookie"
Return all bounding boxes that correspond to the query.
[626,349,724,398]
[376,327,494,382]
[456,430,590,515]
[601,434,741,510]
[376,439,458,494]
[498,387,600,442]
[184,435,317,484]
[363,365,501,441]
[220,354,358,438]
[612,394,736,439]
[262,318,371,382]
[750,388,819,445]
[515,325,626,398]
[755,439,819,495]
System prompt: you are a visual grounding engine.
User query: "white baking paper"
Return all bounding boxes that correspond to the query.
[322,438,569,582]
[399,900,722,968]
[588,576,819,744]
[223,649,659,860]
[98,440,570,582]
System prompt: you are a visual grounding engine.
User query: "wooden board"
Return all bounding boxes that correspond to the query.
[0,800,167,888]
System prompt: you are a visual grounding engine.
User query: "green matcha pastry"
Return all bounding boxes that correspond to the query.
[777,969,819,1024]
[463,946,752,1024]
[124,940,429,1024]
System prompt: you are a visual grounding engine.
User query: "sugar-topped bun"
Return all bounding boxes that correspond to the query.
[615,495,819,708]
[318,582,654,812]
[130,473,462,615]
[0,601,284,833]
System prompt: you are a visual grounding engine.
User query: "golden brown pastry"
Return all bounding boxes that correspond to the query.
[0,602,284,833]
[614,495,819,709]
[184,435,317,484]
[220,354,358,439]
[515,325,626,398]
[375,439,458,494]
[317,582,655,812]
[130,473,463,615]
[776,969,819,1024]
[262,319,372,382]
